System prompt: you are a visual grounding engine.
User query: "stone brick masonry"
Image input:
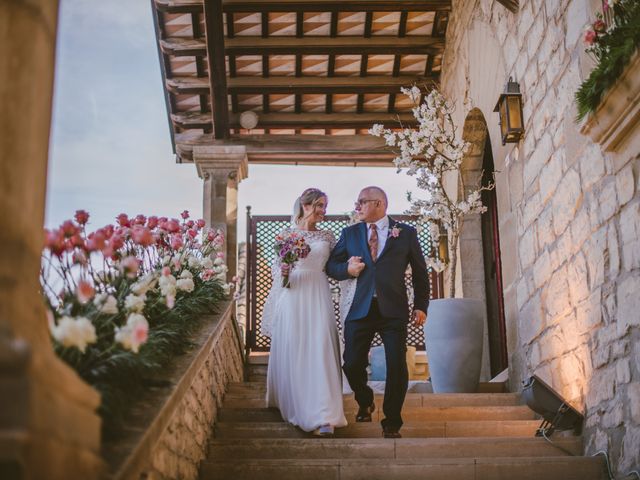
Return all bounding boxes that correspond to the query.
[441,0,639,474]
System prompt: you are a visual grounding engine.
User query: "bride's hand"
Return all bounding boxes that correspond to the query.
[347,256,365,277]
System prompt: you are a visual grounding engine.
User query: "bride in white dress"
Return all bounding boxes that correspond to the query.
[261,188,348,436]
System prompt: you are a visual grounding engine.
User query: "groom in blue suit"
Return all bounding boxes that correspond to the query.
[326,186,429,438]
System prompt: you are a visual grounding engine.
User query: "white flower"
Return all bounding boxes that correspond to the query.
[223,283,232,295]
[176,278,195,292]
[131,273,157,295]
[162,255,172,266]
[115,313,149,353]
[94,293,119,315]
[187,255,200,269]
[200,257,214,269]
[213,257,224,266]
[50,316,97,353]
[369,124,385,137]
[179,269,193,279]
[158,274,177,296]
[124,293,146,313]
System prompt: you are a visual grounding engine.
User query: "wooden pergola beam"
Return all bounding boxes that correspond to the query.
[167,75,437,95]
[203,0,230,139]
[172,111,418,129]
[175,133,396,164]
[156,0,451,13]
[162,36,444,57]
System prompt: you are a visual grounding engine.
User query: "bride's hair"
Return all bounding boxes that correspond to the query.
[292,188,327,225]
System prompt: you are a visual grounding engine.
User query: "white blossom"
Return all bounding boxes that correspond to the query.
[94,293,119,315]
[200,257,214,269]
[115,313,149,353]
[124,293,146,313]
[176,278,195,292]
[50,316,97,353]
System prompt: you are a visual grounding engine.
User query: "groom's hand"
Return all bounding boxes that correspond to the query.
[347,256,365,277]
[412,309,427,327]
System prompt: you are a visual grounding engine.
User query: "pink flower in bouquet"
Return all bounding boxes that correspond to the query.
[121,255,140,278]
[61,220,78,238]
[201,269,214,281]
[131,226,154,247]
[101,245,115,259]
[70,234,84,248]
[102,224,115,238]
[196,219,206,229]
[76,280,95,304]
[116,213,131,227]
[187,229,198,239]
[593,19,606,33]
[45,229,66,257]
[584,29,597,46]
[133,319,149,346]
[86,231,107,252]
[72,250,88,265]
[147,216,159,229]
[170,234,184,250]
[74,210,90,225]
[186,220,195,228]
[181,210,190,219]
[216,252,224,258]
[274,231,311,288]
[161,266,171,276]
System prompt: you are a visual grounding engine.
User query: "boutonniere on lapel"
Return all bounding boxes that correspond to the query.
[389,226,402,238]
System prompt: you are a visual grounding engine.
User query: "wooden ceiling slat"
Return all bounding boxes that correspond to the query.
[204,0,230,138]
[161,36,444,56]
[156,0,451,13]
[173,111,417,129]
[226,75,435,94]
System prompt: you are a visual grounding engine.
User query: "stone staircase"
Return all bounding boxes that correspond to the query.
[199,357,607,479]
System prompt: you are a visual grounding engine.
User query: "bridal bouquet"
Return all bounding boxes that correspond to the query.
[274,231,311,288]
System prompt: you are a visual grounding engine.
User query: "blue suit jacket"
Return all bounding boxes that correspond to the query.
[326,218,430,322]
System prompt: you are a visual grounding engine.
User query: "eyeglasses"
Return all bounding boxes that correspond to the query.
[355,199,379,207]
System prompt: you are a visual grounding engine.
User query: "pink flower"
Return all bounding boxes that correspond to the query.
[389,226,402,238]
[70,234,84,248]
[86,231,106,252]
[76,280,95,304]
[201,269,214,281]
[101,245,115,258]
[134,214,147,225]
[166,219,181,233]
[133,320,149,346]
[147,216,159,229]
[186,220,194,228]
[102,224,114,239]
[72,250,88,265]
[187,229,197,239]
[162,266,171,276]
[584,29,597,46]
[116,213,130,227]
[181,210,190,219]
[74,210,90,225]
[170,235,184,250]
[121,256,140,278]
[110,234,125,250]
[61,220,78,238]
[131,226,154,247]
[196,219,206,229]
[216,252,224,258]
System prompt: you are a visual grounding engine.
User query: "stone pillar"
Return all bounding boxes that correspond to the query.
[193,146,248,280]
[0,2,103,479]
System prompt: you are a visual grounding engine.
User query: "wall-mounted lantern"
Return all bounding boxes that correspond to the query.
[493,78,524,145]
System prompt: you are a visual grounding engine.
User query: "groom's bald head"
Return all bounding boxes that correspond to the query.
[361,186,388,208]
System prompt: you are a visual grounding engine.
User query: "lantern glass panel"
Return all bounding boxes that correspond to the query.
[507,96,522,129]
[499,98,508,139]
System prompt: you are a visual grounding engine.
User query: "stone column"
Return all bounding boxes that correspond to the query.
[193,146,248,280]
[0,2,103,479]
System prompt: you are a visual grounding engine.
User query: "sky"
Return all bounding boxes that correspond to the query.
[46,0,418,239]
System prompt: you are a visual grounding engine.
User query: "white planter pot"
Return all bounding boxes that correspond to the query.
[424,298,485,393]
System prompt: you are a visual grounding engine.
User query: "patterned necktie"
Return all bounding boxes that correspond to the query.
[368,223,378,261]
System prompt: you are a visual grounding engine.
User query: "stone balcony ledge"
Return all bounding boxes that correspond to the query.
[103,301,244,480]
[580,50,640,154]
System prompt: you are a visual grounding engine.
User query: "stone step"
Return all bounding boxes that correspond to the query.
[223,392,523,408]
[199,456,606,480]
[214,420,542,439]
[207,437,583,460]
[229,381,508,394]
[217,405,535,423]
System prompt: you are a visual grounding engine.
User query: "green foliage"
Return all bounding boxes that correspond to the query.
[576,1,640,121]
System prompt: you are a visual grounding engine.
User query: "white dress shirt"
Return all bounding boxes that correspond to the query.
[367,215,389,259]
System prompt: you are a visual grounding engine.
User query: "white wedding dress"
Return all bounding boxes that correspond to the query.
[261,229,348,432]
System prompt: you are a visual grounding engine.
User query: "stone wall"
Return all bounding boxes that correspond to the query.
[441,0,639,474]
[111,303,244,480]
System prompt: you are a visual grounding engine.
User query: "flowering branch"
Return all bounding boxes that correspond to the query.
[370,86,495,297]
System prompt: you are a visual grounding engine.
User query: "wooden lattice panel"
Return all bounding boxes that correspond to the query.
[247,215,441,352]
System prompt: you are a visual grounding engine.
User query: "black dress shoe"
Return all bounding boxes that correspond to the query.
[382,427,402,439]
[355,403,375,422]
